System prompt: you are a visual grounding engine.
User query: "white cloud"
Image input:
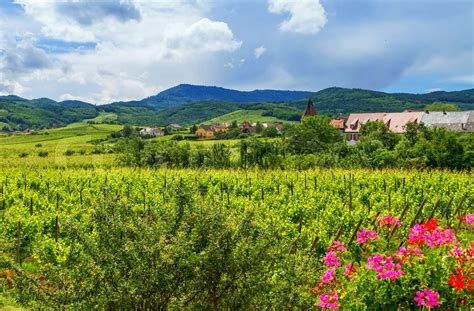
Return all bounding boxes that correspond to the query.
[166,18,241,56]
[268,0,327,34]
[4,0,242,103]
[254,46,266,59]
[425,88,444,93]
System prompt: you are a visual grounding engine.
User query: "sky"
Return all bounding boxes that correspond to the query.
[0,0,473,104]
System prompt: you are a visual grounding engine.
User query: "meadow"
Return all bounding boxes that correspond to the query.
[0,123,472,309]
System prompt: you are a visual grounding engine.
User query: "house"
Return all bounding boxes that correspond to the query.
[343,110,425,142]
[166,123,182,131]
[195,123,229,138]
[195,125,215,138]
[344,113,386,141]
[420,111,474,132]
[240,121,256,133]
[330,117,347,133]
[302,98,317,119]
[383,111,424,133]
[139,127,164,137]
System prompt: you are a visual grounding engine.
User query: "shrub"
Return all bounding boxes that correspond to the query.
[35,143,43,148]
[18,152,28,158]
[38,151,48,157]
[64,150,75,156]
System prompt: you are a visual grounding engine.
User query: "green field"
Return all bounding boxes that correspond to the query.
[0,123,122,167]
[83,112,118,123]
[205,109,287,124]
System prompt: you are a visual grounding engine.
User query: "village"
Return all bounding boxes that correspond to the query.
[139,99,474,142]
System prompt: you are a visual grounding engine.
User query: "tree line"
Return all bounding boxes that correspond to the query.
[116,116,473,169]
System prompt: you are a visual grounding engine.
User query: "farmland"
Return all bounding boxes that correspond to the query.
[0,166,472,309]
[0,119,473,309]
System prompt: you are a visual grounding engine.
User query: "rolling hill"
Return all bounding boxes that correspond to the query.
[114,84,313,109]
[1,86,473,130]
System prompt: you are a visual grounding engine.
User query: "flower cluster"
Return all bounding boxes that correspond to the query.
[328,240,346,253]
[367,254,404,281]
[378,215,401,228]
[395,246,424,264]
[317,291,339,309]
[413,288,442,308]
[407,219,454,248]
[464,213,473,226]
[321,268,335,284]
[356,228,380,244]
[323,251,341,267]
[343,263,355,280]
[448,268,474,291]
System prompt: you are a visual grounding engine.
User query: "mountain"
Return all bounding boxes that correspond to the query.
[289,87,474,115]
[1,86,473,130]
[0,96,99,130]
[115,84,314,108]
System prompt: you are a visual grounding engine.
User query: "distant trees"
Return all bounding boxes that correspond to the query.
[284,116,343,154]
[116,116,473,170]
[425,102,460,112]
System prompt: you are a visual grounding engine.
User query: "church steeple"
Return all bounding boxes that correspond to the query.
[302,98,316,119]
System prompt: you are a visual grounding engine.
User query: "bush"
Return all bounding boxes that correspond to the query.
[38,151,48,157]
[18,152,29,158]
[79,149,86,155]
[35,143,43,148]
[64,150,75,156]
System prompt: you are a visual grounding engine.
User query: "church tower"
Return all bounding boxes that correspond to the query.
[302,98,316,119]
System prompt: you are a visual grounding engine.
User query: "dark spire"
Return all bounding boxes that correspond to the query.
[302,98,316,119]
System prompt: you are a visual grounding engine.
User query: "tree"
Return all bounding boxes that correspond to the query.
[425,102,460,112]
[285,116,343,154]
[230,120,238,129]
[255,122,263,134]
[360,121,399,150]
[190,124,198,134]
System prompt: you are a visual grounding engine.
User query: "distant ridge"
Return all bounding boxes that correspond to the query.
[113,84,314,108]
[0,86,473,130]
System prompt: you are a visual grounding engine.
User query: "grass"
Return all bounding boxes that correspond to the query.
[83,112,118,123]
[0,123,122,159]
[205,110,285,124]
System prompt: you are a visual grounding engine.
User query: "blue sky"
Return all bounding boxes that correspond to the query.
[0,0,472,104]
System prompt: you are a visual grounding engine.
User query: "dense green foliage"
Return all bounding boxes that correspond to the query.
[425,102,460,111]
[116,116,473,170]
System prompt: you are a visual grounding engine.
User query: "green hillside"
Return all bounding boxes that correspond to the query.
[1,87,473,130]
[205,110,283,124]
[289,87,474,115]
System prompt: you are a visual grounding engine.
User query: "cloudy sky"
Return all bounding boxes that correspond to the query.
[0,0,473,104]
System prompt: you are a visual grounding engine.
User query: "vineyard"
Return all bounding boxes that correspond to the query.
[0,167,472,309]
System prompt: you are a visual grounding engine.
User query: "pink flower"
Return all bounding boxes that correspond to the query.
[408,223,454,248]
[356,228,380,244]
[379,215,401,228]
[367,254,403,281]
[396,246,424,263]
[464,214,473,226]
[323,251,341,267]
[413,288,441,308]
[321,268,335,284]
[344,262,354,279]
[317,290,339,309]
[328,240,346,253]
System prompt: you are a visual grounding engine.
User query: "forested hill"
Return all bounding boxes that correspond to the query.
[1,87,473,130]
[112,84,313,109]
[289,87,474,115]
